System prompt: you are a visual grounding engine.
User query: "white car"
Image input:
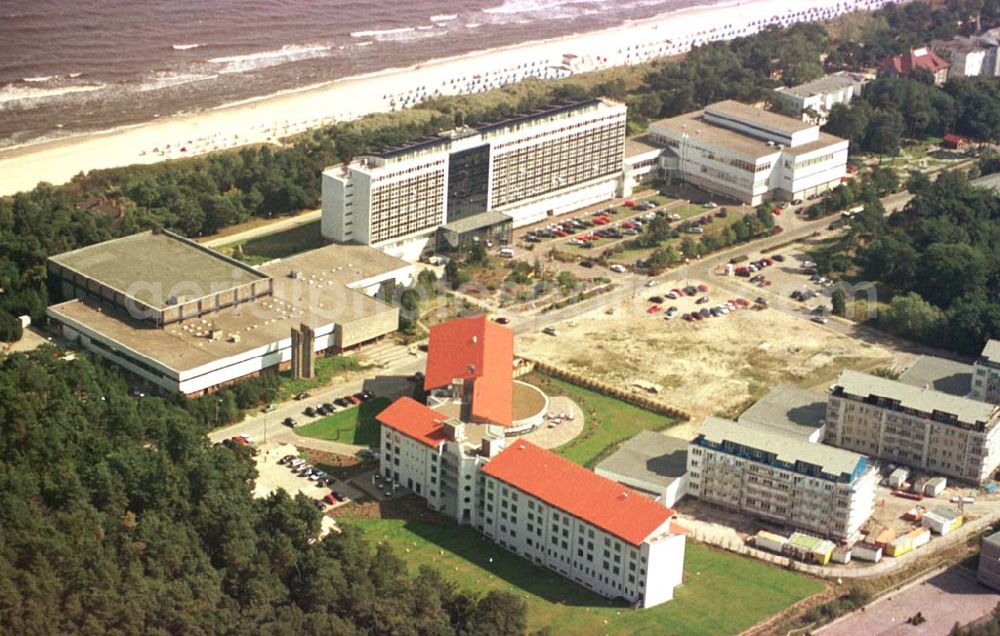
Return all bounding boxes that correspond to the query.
[669,213,682,221]
[645,280,657,288]
[609,264,627,273]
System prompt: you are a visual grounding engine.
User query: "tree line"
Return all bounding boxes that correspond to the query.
[0,348,533,634]
[821,171,1000,355]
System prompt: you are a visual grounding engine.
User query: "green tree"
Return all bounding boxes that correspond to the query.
[832,288,847,317]
[879,292,944,341]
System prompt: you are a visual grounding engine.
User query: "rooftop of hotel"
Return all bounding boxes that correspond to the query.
[47,242,404,373]
[651,105,845,159]
[833,369,998,427]
[696,416,867,479]
[368,99,614,160]
[376,397,450,448]
[48,231,267,309]
[482,439,674,546]
[594,431,689,492]
[897,355,974,397]
[424,315,514,427]
[705,100,815,136]
[737,385,828,440]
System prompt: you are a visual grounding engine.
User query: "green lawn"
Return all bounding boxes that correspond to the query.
[527,374,679,467]
[296,397,391,447]
[276,355,363,401]
[229,219,325,263]
[348,517,824,636]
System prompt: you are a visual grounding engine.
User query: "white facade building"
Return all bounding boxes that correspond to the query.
[650,100,848,206]
[973,340,1000,404]
[687,417,876,541]
[826,370,1000,484]
[375,408,686,607]
[774,72,869,123]
[322,99,626,260]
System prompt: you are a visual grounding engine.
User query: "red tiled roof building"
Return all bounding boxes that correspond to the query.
[879,47,950,85]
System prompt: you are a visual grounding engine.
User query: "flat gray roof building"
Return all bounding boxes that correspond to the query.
[832,369,998,429]
[898,355,974,398]
[696,416,867,480]
[737,384,827,441]
[49,230,266,309]
[775,73,865,100]
[595,431,689,506]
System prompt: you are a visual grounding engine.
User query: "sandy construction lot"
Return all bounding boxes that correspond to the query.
[517,285,893,438]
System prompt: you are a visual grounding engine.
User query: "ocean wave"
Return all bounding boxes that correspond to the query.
[22,76,54,83]
[208,44,332,74]
[172,43,204,51]
[350,25,447,42]
[350,27,415,38]
[0,83,105,108]
[430,14,458,22]
[135,71,218,92]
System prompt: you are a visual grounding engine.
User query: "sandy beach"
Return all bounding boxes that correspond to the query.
[0,0,898,197]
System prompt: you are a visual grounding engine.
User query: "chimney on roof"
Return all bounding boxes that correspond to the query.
[472,335,478,344]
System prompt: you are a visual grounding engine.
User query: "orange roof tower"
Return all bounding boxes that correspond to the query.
[424,314,514,427]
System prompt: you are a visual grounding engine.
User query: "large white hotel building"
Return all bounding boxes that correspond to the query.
[321,99,627,259]
[376,316,685,608]
[649,100,849,206]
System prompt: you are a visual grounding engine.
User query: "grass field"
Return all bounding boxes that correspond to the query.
[229,219,324,264]
[276,355,363,401]
[348,517,824,635]
[296,397,391,447]
[526,373,679,467]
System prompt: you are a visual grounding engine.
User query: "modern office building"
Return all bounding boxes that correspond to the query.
[687,417,876,542]
[649,100,849,206]
[376,315,686,608]
[973,340,1000,405]
[825,370,1000,483]
[46,230,409,395]
[322,99,627,260]
[773,72,869,123]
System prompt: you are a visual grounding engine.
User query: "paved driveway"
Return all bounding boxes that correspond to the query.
[816,567,1000,636]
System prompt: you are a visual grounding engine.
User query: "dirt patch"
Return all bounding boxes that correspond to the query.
[517,284,893,438]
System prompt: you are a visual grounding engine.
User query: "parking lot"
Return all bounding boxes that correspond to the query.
[517,272,894,436]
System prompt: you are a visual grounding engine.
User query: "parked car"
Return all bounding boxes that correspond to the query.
[304,406,317,417]
[696,296,710,305]
[294,392,311,400]
[648,296,664,304]
[494,316,510,324]
[282,417,297,428]
[278,454,296,465]
[334,397,351,407]
[542,326,558,336]
[811,316,829,325]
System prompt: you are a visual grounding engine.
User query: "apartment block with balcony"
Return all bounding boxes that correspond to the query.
[973,340,1000,405]
[649,100,848,206]
[687,417,875,541]
[826,370,1000,483]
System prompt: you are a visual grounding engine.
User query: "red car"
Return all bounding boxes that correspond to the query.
[494,316,511,324]
[697,283,709,292]
[624,199,636,208]
[646,305,663,314]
